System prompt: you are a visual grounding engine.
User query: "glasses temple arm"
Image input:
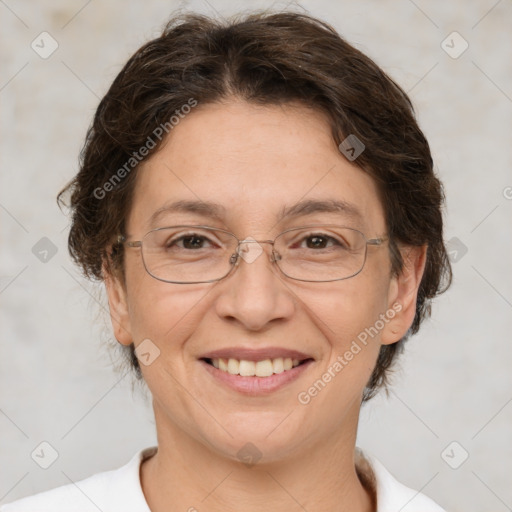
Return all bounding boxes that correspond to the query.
[116,235,142,248]
[367,235,389,246]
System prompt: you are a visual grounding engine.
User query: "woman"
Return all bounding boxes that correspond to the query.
[2,11,451,512]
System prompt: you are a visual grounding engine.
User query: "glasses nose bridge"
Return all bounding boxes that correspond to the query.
[232,237,280,266]
[239,238,275,246]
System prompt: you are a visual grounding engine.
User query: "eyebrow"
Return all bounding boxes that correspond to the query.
[148,198,363,227]
[149,200,227,226]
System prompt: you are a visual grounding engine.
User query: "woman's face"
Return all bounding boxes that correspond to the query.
[107,99,421,463]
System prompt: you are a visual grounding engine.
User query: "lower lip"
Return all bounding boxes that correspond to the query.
[200,359,314,395]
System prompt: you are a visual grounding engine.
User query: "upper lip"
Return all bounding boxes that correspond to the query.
[199,347,314,362]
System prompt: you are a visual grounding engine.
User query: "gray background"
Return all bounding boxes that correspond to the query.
[1,1,511,511]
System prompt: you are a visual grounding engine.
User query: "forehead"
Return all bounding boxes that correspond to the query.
[128,100,386,236]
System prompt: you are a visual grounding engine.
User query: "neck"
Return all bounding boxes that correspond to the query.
[140,404,375,512]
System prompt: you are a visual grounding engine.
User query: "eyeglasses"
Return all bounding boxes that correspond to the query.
[119,224,388,284]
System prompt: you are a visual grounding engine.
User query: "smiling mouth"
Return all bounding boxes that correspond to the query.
[202,357,313,377]
[200,353,315,395]
[202,357,312,377]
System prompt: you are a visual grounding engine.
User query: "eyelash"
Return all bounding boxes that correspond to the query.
[166,232,345,250]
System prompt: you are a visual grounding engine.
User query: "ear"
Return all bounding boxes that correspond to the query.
[381,244,427,345]
[103,263,133,346]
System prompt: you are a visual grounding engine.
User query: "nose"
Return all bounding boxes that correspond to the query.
[213,239,295,331]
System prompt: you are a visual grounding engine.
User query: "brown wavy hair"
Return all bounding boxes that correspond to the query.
[58,11,452,401]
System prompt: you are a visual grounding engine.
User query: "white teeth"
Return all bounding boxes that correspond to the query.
[239,360,256,376]
[227,358,239,375]
[255,359,274,377]
[210,356,304,376]
[272,357,284,374]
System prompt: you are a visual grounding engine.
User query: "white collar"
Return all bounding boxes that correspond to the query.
[0,446,445,511]
[129,446,445,512]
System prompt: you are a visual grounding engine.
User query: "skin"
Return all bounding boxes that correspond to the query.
[104,99,427,512]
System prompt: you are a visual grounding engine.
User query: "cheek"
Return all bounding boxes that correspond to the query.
[303,274,391,377]
[125,282,210,399]
[293,287,387,426]
[311,275,389,339]
[125,270,211,350]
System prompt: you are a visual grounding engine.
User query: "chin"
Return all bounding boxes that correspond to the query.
[199,411,309,465]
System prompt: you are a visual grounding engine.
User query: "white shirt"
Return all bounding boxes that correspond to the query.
[0,446,446,511]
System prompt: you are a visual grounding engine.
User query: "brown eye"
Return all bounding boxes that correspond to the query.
[163,234,217,250]
[175,235,209,249]
[305,235,331,249]
[297,233,348,250]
